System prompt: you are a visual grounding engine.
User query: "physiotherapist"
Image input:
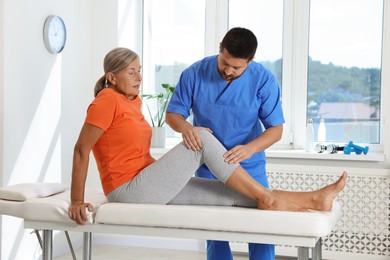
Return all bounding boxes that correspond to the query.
[166,27,285,260]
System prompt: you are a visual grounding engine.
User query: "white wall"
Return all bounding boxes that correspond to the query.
[0,0,121,259]
[0,0,4,255]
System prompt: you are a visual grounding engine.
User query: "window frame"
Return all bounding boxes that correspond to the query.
[135,0,389,152]
[219,0,387,152]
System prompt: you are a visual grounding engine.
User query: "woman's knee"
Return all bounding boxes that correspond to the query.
[199,130,219,146]
[199,129,213,140]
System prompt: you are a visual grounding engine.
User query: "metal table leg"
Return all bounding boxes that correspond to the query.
[312,238,323,260]
[65,231,77,260]
[298,246,309,260]
[42,230,53,260]
[33,229,43,249]
[83,232,92,260]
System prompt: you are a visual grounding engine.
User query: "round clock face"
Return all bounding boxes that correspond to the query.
[43,15,67,54]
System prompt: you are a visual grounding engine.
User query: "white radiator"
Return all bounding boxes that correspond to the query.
[232,165,390,260]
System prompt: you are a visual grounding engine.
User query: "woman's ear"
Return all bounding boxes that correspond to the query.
[106,72,116,85]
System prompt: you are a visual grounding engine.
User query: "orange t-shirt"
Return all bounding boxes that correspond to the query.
[85,88,156,195]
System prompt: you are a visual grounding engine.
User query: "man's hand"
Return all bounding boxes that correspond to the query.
[182,125,212,151]
[224,144,256,164]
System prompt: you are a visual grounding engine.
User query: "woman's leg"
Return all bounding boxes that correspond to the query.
[225,167,347,211]
[108,130,243,204]
[109,130,347,212]
[168,177,257,207]
[271,171,348,211]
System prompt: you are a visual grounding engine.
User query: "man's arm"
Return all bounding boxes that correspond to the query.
[166,112,212,151]
[223,124,283,164]
[249,124,283,152]
[165,112,192,133]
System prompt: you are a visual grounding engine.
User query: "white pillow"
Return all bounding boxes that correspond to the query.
[0,183,68,201]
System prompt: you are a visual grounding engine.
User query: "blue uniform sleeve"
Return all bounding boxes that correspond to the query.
[166,68,194,119]
[257,73,285,129]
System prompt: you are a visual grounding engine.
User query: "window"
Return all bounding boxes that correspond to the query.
[142,0,205,136]
[229,0,284,88]
[307,0,383,144]
[227,0,385,149]
[139,0,387,151]
[228,0,290,147]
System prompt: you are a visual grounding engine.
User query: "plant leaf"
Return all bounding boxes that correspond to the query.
[141,83,176,127]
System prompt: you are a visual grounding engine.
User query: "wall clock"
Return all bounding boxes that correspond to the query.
[43,15,67,54]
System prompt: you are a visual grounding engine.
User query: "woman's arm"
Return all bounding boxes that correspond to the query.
[68,123,104,224]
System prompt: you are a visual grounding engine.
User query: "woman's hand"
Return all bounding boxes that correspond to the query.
[68,201,93,225]
[69,123,103,225]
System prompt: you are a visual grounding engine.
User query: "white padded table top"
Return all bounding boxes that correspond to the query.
[0,188,107,223]
[0,186,341,238]
[95,202,341,237]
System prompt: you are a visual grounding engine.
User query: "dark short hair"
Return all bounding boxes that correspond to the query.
[220,27,257,61]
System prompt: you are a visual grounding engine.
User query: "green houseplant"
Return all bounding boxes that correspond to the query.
[142,83,176,127]
[142,83,176,148]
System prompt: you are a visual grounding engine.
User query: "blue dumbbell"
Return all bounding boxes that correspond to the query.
[347,141,369,155]
[343,146,362,155]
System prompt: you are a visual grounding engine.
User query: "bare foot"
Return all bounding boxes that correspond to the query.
[257,192,305,212]
[312,171,348,211]
[259,171,348,212]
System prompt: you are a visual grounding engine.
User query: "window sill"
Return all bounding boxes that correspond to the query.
[151,138,385,162]
[151,147,385,162]
[266,149,385,162]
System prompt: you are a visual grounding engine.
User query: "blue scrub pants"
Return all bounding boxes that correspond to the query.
[197,168,275,260]
[207,240,275,260]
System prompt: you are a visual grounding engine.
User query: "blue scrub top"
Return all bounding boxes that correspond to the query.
[167,55,284,184]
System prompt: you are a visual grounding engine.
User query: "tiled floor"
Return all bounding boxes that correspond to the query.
[54,244,292,260]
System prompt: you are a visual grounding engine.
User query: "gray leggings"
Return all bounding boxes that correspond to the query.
[106,130,257,208]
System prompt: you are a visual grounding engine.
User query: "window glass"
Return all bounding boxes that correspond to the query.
[308,0,383,144]
[142,0,205,135]
[228,0,284,88]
